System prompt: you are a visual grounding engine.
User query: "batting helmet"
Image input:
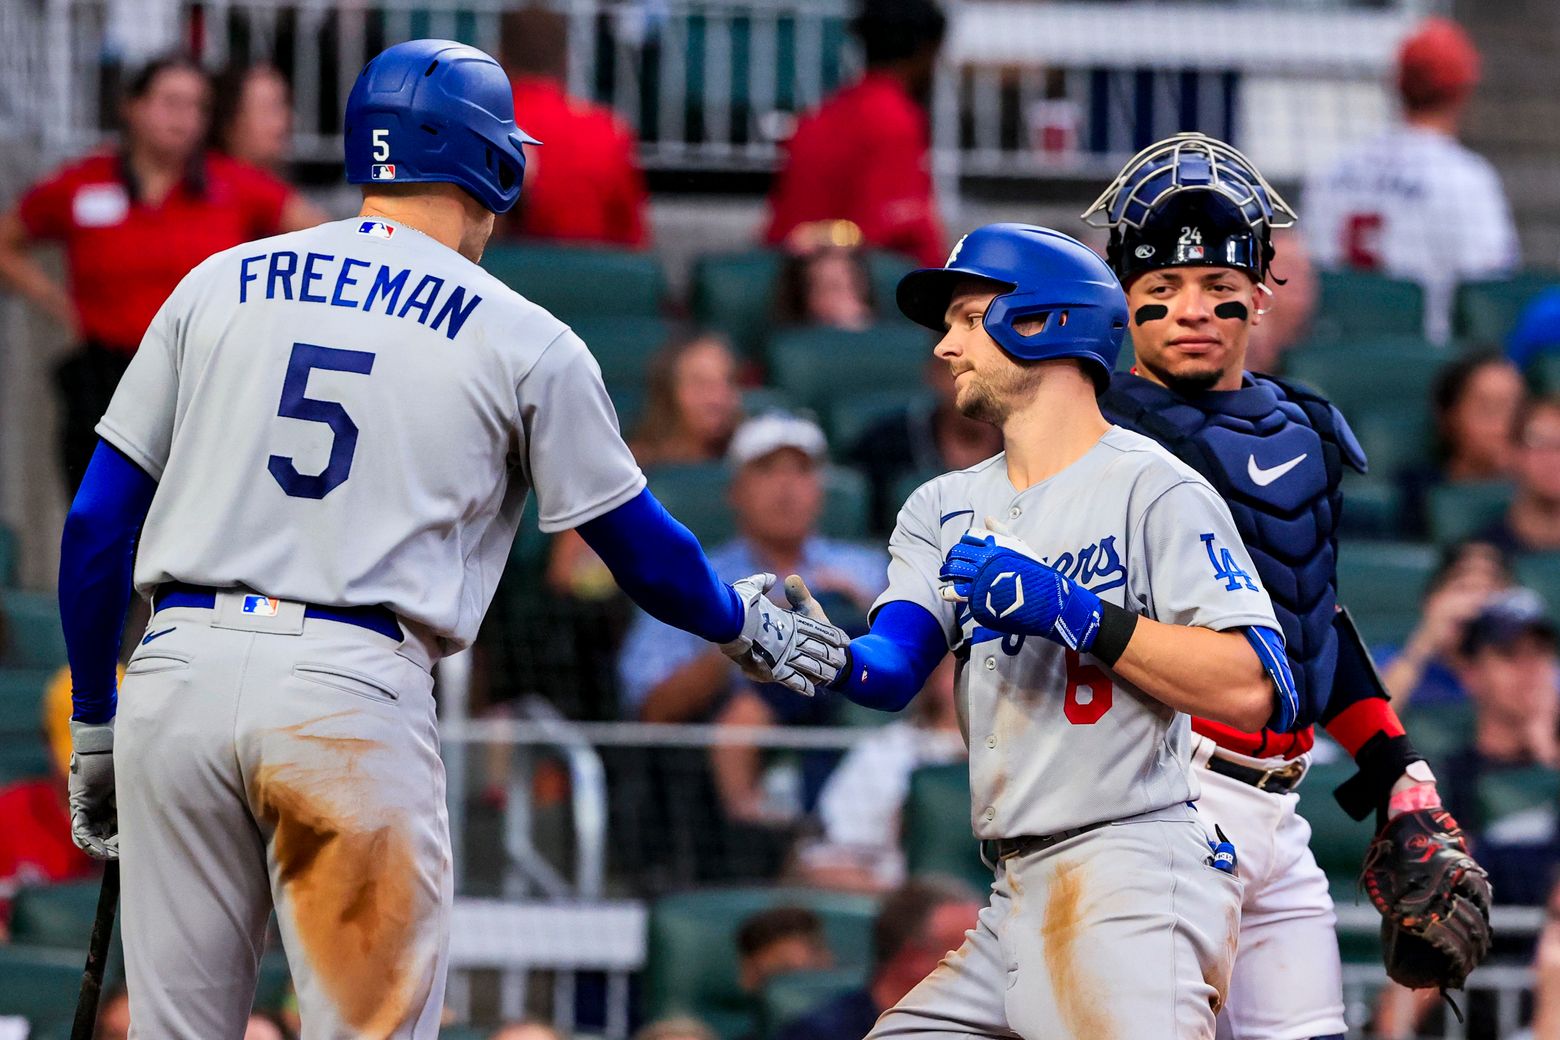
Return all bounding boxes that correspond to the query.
[896,223,1128,390]
[344,39,540,214]
[1081,132,1296,286]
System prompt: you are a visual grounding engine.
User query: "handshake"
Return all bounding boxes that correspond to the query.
[720,574,853,697]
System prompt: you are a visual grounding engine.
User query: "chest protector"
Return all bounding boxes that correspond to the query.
[1099,371,1368,730]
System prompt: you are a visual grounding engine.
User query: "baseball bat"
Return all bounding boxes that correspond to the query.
[70,860,120,1040]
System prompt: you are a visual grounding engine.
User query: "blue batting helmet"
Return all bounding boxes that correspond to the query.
[896,224,1129,390]
[1081,132,1296,285]
[344,39,540,214]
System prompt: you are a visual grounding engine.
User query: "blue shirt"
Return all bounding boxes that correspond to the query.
[772,987,880,1040]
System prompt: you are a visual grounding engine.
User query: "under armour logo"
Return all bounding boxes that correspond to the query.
[761,614,779,637]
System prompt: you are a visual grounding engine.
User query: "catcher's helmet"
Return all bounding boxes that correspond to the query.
[344,39,540,214]
[1081,132,1296,286]
[897,223,1128,390]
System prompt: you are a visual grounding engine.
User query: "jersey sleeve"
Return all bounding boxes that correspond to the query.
[869,479,957,645]
[93,273,190,479]
[15,167,74,241]
[1129,479,1279,632]
[519,329,647,533]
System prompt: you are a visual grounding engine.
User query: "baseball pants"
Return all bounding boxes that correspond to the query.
[868,803,1243,1040]
[1190,737,1348,1040]
[113,593,452,1039]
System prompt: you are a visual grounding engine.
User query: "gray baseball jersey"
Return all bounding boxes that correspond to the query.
[875,426,1278,839]
[97,216,645,652]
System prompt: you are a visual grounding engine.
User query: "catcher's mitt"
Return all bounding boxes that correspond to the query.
[1362,807,1492,991]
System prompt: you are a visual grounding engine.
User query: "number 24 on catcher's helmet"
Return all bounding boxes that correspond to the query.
[344,39,540,214]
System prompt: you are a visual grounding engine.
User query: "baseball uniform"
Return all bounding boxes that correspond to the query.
[867,426,1279,1040]
[96,215,645,1037]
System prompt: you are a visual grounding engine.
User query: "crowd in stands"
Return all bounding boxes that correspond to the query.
[2,1,1560,1036]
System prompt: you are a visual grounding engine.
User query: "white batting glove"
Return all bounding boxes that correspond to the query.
[68,719,118,860]
[721,573,849,697]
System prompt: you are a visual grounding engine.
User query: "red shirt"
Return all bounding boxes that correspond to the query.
[509,77,649,248]
[17,151,290,353]
[0,779,95,926]
[765,73,945,268]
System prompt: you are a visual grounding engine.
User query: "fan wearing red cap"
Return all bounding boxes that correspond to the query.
[1302,16,1517,344]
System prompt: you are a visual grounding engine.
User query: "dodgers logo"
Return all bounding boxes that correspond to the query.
[1201,533,1259,592]
[1042,536,1126,596]
[946,234,968,266]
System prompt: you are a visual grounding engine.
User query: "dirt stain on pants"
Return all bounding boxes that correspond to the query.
[1042,860,1114,1040]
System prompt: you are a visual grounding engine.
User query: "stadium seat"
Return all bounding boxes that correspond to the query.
[480,243,666,324]
[1453,271,1560,346]
[1291,758,1381,964]
[570,315,672,389]
[0,668,58,739]
[770,325,930,414]
[821,467,872,540]
[1477,765,1560,829]
[1337,475,1403,541]
[1308,272,1426,341]
[1349,406,1434,483]
[866,252,920,317]
[1516,553,1560,613]
[1334,541,1437,647]
[827,389,933,450]
[643,887,878,1040]
[1281,341,1440,426]
[1400,702,1475,763]
[903,763,990,894]
[0,743,51,785]
[647,463,873,546]
[0,522,16,587]
[1426,481,1514,545]
[9,879,102,948]
[1534,352,1560,395]
[0,942,91,1021]
[0,591,67,670]
[761,967,868,1039]
[743,386,798,419]
[691,250,783,361]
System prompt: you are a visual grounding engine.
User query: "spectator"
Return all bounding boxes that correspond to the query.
[736,905,834,993]
[633,1017,718,1040]
[1379,540,1515,708]
[1398,351,1527,536]
[847,356,1003,533]
[96,984,131,1040]
[489,1023,560,1040]
[1436,589,1560,839]
[796,656,964,892]
[0,667,101,938]
[210,63,296,176]
[764,0,948,267]
[1477,395,1560,555]
[1303,17,1517,344]
[1244,228,1318,374]
[771,876,981,1040]
[500,6,649,247]
[0,55,321,491]
[774,220,875,332]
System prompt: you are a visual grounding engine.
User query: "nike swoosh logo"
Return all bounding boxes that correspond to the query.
[140,627,176,645]
[1247,453,1308,487]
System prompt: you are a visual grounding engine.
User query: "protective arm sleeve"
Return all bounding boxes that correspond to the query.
[826,600,947,712]
[59,439,158,723]
[1244,625,1301,733]
[578,488,743,644]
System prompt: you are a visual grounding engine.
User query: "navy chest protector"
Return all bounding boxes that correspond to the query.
[1100,371,1368,730]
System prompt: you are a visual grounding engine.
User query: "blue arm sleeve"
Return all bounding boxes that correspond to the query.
[59,439,158,723]
[1244,625,1300,733]
[828,600,948,712]
[577,488,743,644]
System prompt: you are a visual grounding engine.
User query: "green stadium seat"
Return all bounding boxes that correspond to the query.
[903,763,990,894]
[1308,272,1426,341]
[866,253,919,318]
[1401,702,1475,763]
[9,880,102,948]
[480,243,665,323]
[743,387,798,419]
[1294,759,1373,880]
[1337,475,1403,541]
[828,389,933,450]
[1453,271,1560,346]
[643,887,878,1040]
[0,743,51,784]
[570,316,671,389]
[820,468,871,540]
[1427,481,1514,545]
[0,668,57,738]
[646,463,873,544]
[770,325,930,414]
[1516,553,1560,614]
[1,591,67,670]
[0,522,16,587]
[761,967,868,1039]
[1349,406,1434,482]
[1282,342,1440,426]
[0,942,93,1020]
[1534,352,1560,395]
[691,250,783,361]
[1335,541,1438,647]
[1479,765,1560,828]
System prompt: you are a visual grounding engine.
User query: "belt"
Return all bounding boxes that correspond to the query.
[154,583,403,642]
[1206,753,1306,794]
[984,820,1111,863]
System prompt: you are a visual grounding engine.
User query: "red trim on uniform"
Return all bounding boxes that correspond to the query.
[1193,716,1316,760]
[1322,697,1405,759]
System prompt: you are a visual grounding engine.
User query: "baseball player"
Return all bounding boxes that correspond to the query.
[736,223,1303,1039]
[57,40,843,1038]
[1088,132,1493,1039]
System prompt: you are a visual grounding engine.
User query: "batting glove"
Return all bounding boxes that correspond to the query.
[940,522,1103,651]
[68,719,118,860]
[721,573,850,696]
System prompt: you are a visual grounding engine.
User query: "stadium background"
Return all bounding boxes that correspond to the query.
[0,0,1556,1036]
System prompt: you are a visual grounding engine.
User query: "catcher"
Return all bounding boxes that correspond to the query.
[1088,132,1491,1037]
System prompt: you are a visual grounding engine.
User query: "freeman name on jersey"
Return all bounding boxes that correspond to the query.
[237,248,484,342]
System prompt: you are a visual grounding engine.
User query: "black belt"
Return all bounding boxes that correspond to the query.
[1206,753,1306,794]
[985,820,1111,863]
[154,583,403,641]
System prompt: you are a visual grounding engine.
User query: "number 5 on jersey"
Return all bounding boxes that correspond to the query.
[268,342,375,499]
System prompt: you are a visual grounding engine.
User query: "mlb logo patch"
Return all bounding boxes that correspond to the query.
[242,595,281,617]
[1186,245,1205,259]
[357,220,396,239]
[371,163,397,180]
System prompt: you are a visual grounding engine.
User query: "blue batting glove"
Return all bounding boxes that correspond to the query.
[939,524,1104,651]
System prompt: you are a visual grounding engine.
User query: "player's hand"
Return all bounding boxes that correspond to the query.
[720,573,849,697]
[939,519,1103,651]
[67,720,118,860]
